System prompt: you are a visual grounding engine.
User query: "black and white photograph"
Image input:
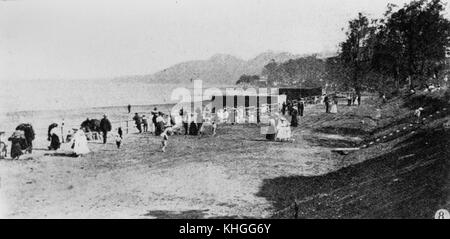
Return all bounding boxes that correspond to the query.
[0,0,449,221]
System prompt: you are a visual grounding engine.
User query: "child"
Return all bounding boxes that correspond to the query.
[115,128,123,149]
[118,127,123,139]
[160,128,172,152]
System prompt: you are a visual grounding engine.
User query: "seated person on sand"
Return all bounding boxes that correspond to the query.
[8,130,28,160]
[276,117,294,142]
[48,123,61,150]
[15,123,35,154]
[69,129,90,157]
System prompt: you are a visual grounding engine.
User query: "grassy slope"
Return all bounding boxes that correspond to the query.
[261,90,450,218]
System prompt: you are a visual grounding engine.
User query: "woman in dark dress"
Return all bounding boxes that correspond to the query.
[155,112,165,136]
[189,114,198,135]
[8,130,28,159]
[298,101,304,117]
[49,134,61,150]
[47,123,61,150]
[287,101,293,116]
[290,107,299,127]
[16,123,34,153]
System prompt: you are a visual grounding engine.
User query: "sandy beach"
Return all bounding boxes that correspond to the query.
[0,103,341,218]
[1,92,448,218]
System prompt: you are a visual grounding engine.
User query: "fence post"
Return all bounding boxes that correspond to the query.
[126,120,129,134]
[61,119,65,143]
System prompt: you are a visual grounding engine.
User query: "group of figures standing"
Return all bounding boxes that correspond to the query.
[265,113,295,142]
[132,108,176,136]
[264,99,307,142]
[281,99,305,127]
[131,107,217,152]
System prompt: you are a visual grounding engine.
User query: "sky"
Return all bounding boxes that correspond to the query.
[0,0,445,81]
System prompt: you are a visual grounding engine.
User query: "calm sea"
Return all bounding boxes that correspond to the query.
[0,79,232,146]
[0,79,193,113]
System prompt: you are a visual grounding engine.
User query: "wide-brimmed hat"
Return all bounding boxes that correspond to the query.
[12,130,25,138]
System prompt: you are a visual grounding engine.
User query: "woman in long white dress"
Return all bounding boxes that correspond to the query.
[236,107,245,124]
[276,117,292,142]
[70,129,90,156]
[223,109,230,124]
[216,109,224,124]
[330,100,338,114]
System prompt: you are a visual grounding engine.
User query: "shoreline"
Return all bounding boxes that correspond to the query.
[1,99,212,116]
[0,100,211,151]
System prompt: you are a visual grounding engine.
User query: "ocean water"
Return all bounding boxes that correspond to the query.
[0,79,189,113]
[0,79,231,148]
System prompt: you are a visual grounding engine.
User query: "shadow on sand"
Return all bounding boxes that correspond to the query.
[142,210,254,219]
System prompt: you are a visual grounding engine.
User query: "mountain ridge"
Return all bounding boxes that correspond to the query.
[113,50,336,85]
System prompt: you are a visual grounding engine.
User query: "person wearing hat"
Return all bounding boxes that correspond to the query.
[100,114,112,144]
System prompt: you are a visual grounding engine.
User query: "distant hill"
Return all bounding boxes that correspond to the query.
[113,50,336,85]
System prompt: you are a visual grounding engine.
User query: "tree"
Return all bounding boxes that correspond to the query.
[261,59,280,86]
[261,56,327,87]
[382,0,450,88]
[339,13,376,95]
[337,0,450,94]
[325,56,352,91]
[236,74,260,85]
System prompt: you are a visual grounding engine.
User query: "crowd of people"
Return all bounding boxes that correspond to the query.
[130,107,219,152]
[3,94,356,159]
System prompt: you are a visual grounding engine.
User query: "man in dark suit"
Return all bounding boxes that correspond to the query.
[100,114,112,144]
[298,100,304,117]
[324,95,330,113]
